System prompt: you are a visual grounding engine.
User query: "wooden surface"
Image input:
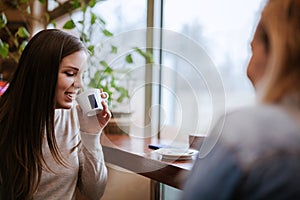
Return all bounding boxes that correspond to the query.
[100,133,195,189]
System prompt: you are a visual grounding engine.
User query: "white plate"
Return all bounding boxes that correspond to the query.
[154,147,198,160]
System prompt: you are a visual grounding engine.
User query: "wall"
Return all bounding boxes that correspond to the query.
[102,164,151,200]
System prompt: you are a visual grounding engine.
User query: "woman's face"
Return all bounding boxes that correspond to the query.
[55,50,87,109]
[247,22,269,88]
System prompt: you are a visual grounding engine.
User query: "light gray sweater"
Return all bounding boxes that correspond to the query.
[33,106,107,200]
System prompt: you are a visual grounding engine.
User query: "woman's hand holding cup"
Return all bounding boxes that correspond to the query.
[76,88,111,134]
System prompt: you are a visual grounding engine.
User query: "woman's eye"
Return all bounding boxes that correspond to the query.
[65,71,75,76]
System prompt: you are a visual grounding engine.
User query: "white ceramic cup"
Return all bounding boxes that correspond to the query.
[76,89,109,116]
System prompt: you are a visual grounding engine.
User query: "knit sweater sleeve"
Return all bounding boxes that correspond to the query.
[77,131,107,200]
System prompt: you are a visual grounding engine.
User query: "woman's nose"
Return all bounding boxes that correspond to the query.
[74,76,83,89]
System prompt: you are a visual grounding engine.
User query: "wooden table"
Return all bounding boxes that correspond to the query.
[100,133,195,190]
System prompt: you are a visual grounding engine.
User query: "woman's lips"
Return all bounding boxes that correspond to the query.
[65,92,75,101]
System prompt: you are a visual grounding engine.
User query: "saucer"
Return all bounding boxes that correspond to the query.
[154,147,198,160]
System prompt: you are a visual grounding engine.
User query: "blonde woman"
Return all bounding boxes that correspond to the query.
[183,0,300,199]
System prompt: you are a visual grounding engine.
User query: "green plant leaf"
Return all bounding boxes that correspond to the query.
[104,66,113,74]
[100,60,109,68]
[38,0,46,4]
[87,45,95,54]
[0,13,7,28]
[50,20,57,28]
[88,79,97,88]
[125,54,133,63]
[116,87,129,103]
[91,12,97,25]
[93,70,101,82]
[26,5,31,14]
[80,32,89,43]
[63,20,76,29]
[0,39,9,58]
[134,47,144,56]
[145,51,154,63]
[134,47,154,64]
[16,27,29,38]
[111,45,117,54]
[44,13,50,23]
[71,0,80,9]
[18,40,28,54]
[99,18,106,25]
[89,0,97,8]
[81,4,87,12]
[103,29,113,37]
[110,77,116,87]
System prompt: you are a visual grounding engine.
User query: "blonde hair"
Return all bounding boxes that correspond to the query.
[259,0,300,103]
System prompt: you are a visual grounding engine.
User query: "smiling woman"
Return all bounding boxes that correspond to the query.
[55,51,87,109]
[0,29,111,200]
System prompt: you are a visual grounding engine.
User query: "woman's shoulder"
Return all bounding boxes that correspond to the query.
[222,104,299,139]
[54,105,79,131]
[55,105,78,121]
[226,104,292,122]
[217,104,300,167]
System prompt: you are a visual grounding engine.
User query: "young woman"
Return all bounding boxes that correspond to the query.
[0,29,111,199]
[182,0,300,199]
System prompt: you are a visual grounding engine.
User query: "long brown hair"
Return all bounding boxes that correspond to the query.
[0,29,85,199]
[259,0,300,103]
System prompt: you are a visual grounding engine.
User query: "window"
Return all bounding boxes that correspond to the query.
[158,0,264,143]
[52,0,148,137]
[159,0,265,199]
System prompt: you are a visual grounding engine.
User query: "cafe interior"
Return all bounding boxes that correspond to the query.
[0,0,265,199]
